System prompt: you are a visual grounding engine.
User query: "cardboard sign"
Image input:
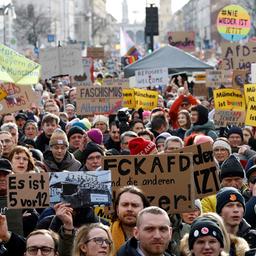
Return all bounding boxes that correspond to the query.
[193,83,208,97]
[122,88,135,109]
[244,84,256,104]
[0,83,39,114]
[103,78,129,87]
[167,31,195,52]
[39,45,83,79]
[7,173,49,209]
[87,47,105,59]
[49,171,112,208]
[232,69,247,88]
[193,72,206,83]
[103,153,194,213]
[245,102,256,126]
[221,42,256,71]
[171,142,220,199]
[214,110,245,127]
[135,68,169,87]
[134,88,158,110]
[0,44,41,85]
[217,5,250,42]
[213,88,246,111]
[206,70,232,88]
[76,85,124,115]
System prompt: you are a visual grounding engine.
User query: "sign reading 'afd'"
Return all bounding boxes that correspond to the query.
[103,153,194,213]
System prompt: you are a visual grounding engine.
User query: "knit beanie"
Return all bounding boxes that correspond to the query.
[192,104,209,125]
[155,132,172,145]
[189,217,224,250]
[216,187,245,214]
[213,140,232,154]
[246,164,256,180]
[194,134,214,145]
[87,128,103,145]
[128,137,156,155]
[72,118,91,131]
[220,154,245,180]
[50,128,69,147]
[83,142,105,162]
[67,126,85,140]
[227,126,243,140]
[92,115,109,127]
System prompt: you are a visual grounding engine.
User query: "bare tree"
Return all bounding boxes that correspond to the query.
[13,3,51,48]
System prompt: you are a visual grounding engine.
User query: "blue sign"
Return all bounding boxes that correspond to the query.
[47,34,55,42]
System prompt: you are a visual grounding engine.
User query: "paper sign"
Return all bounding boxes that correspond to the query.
[245,102,256,126]
[244,84,256,104]
[193,72,206,83]
[214,110,245,127]
[213,88,245,110]
[122,88,135,109]
[39,45,83,79]
[103,78,129,87]
[103,153,194,213]
[0,83,38,114]
[167,31,195,52]
[49,171,112,208]
[134,88,158,110]
[251,63,256,83]
[221,42,256,71]
[171,142,220,199]
[0,44,41,85]
[76,85,124,115]
[7,173,49,209]
[206,70,232,88]
[193,83,208,97]
[87,47,105,59]
[135,68,169,87]
[217,5,250,41]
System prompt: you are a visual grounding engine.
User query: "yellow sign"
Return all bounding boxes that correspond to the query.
[0,88,7,101]
[244,84,256,104]
[245,101,256,126]
[0,44,41,85]
[122,88,135,109]
[213,88,245,111]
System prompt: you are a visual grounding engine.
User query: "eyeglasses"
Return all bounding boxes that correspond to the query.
[87,155,102,161]
[26,246,55,255]
[85,237,112,246]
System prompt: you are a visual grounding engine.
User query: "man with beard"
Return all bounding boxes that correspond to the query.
[111,186,150,255]
[117,206,173,256]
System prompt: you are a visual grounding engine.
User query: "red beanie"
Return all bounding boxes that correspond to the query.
[128,137,156,155]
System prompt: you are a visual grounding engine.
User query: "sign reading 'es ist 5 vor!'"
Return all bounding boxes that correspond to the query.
[76,85,125,115]
[103,153,194,213]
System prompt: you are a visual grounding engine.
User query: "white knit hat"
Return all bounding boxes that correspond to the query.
[213,140,232,154]
[92,115,109,127]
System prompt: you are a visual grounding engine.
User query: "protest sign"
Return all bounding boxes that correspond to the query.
[206,70,232,88]
[0,44,41,85]
[245,102,256,126]
[76,85,124,115]
[251,63,256,83]
[39,45,83,79]
[171,142,220,199]
[87,47,105,59]
[7,173,49,209]
[71,57,93,86]
[221,42,256,71]
[103,78,129,87]
[214,110,245,127]
[232,69,247,88]
[94,206,112,223]
[122,88,135,109]
[193,83,208,97]
[134,88,158,110]
[213,88,245,111]
[217,5,250,42]
[244,84,256,104]
[135,67,168,87]
[192,72,206,84]
[103,153,194,213]
[0,83,39,114]
[49,171,112,208]
[167,31,195,52]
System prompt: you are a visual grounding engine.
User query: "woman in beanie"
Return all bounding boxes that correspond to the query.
[212,137,232,167]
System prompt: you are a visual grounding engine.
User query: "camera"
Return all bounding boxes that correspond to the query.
[116,108,130,134]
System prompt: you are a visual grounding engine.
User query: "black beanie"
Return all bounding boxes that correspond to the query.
[191,104,209,125]
[246,164,256,180]
[83,142,104,163]
[189,217,224,250]
[67,126,85,140]
[220,154,245,180]
[216,187,245,214]
[227,126,243,140]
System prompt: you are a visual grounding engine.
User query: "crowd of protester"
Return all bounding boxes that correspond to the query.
[1,72,256,256]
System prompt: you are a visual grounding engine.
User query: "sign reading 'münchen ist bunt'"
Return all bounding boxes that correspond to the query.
[217,5,250,41]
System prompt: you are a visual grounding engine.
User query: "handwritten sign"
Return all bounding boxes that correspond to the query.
[213,88,245,111]
[7,173,49,209]
[0,44,41,85]
[103,153,194,213]
[167,31,195,52]
[206,70,232,88]
[221,42,256,71]
[87,47,105,59]
[103,78,129,87]
[214,110,245,127]
[172,142,220,199]
[76,85,124,115]
[135,68,168,87]
[232,69,247,88]
[193,83,208,97]
[39,45,83,79]
[122,88,135,109]
[217,5,250,41]
[245,102,256,126]
[244,84,256,104]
